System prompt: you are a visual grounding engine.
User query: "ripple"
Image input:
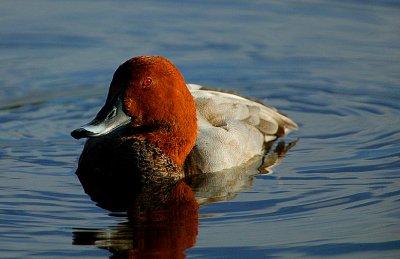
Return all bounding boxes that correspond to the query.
[1,0,400,257]
[0,32,98,49]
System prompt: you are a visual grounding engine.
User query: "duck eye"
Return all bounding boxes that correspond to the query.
[142,77,152,88]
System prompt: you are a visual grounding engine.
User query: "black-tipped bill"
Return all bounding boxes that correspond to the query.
[71,98,131,139]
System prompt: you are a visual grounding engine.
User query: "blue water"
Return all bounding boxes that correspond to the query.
[1,1,399,258]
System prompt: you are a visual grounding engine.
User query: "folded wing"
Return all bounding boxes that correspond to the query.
[187,84,298,173]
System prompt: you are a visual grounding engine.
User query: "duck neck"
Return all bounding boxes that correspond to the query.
[143,119,197,166]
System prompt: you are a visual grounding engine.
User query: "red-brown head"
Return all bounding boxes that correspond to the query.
[71,56,198,166]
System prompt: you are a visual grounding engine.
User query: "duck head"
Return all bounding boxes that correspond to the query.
[71,56,198,166]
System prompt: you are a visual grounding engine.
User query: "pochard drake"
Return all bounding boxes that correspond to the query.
[71,56,297,181]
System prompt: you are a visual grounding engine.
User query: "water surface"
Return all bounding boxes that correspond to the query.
[1,1,399,258]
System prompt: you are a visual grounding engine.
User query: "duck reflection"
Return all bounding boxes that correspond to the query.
[72,140,296,258]
[73,180,198,258]
[189,141,297,206]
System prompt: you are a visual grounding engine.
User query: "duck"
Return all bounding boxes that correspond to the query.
[71,56,298,185]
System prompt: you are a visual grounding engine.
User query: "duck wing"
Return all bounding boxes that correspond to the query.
[187,84,298,173]
[188,83,298,140]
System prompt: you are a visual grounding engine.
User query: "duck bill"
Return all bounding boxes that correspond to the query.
[71,97,131,139]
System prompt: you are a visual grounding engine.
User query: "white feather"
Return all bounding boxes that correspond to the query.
[187,84,298,173]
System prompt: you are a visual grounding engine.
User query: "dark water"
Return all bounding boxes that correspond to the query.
[1,1,399,258]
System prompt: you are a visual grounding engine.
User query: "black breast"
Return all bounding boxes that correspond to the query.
[75,135,184,211]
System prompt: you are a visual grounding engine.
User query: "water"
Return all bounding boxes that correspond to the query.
[1,1,399,258]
